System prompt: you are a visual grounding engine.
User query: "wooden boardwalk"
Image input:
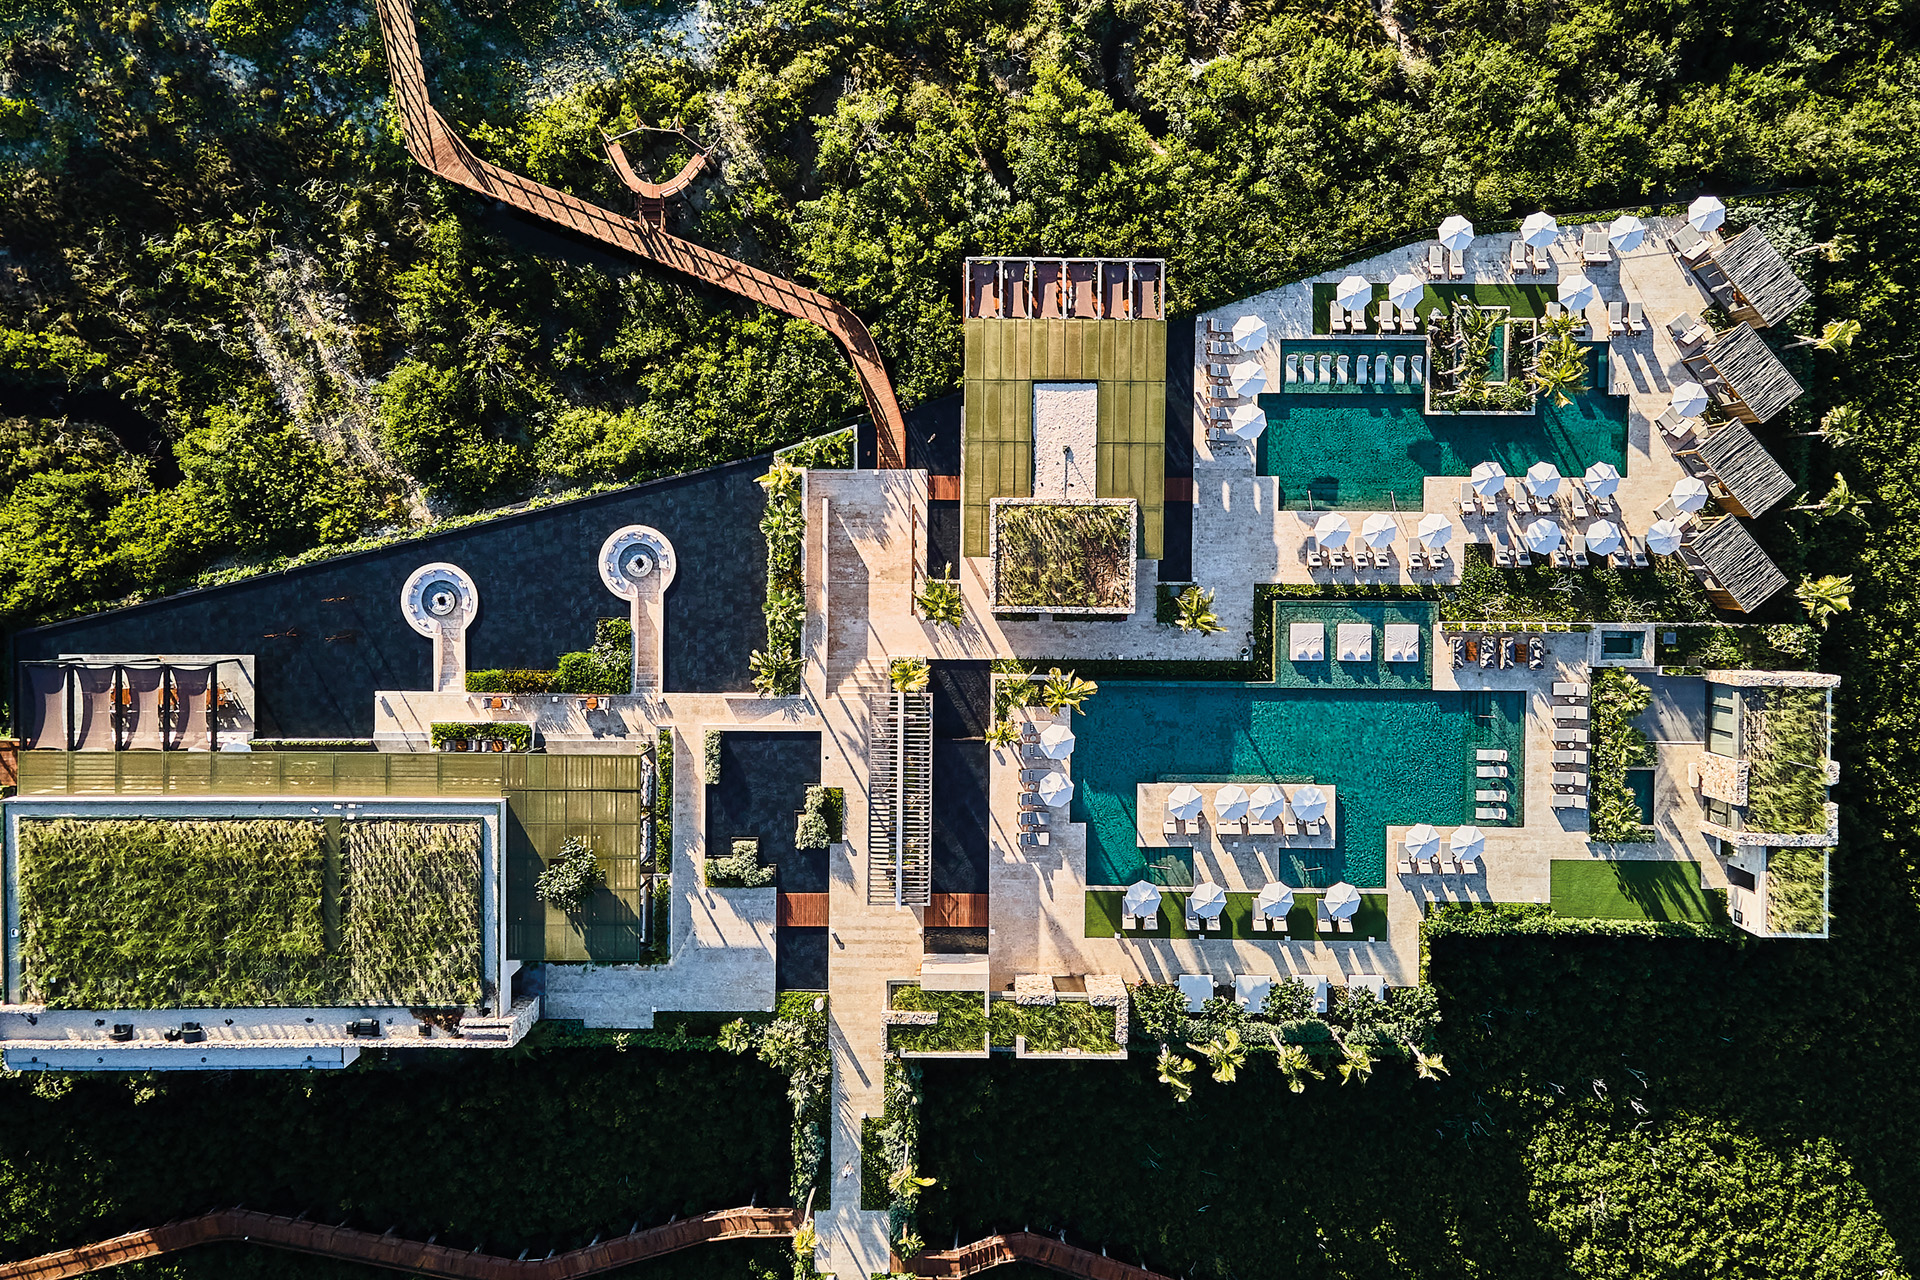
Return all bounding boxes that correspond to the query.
[911,1231,1174,1279]
[373,0,906,469]
[0,1207,798,1280]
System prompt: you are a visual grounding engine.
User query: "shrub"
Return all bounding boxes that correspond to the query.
[1746,688,1830,834]
[754,461,806,696]
[707,838,775,888]
[888,986,988,1053]
[429,721,532,751]
[1767,848,1828,934]
[1261,977,1317,1022]
[465,669,557,694]
[703,729,723,785]
[535,835,605,911]
[988,1000,1121,1053]
[1588,669,1655,841]
[992,502,1133,611]
[653,729,674,872]
[1129,981,1189,1045]
[342,821,483,1005]
[795,785,844,849]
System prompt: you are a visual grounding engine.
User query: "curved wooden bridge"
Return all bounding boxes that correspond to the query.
[373,0,906,468]
[912,1231,1173,1279]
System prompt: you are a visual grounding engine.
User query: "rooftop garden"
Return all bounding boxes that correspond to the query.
[1588,669,1658,843]
[16,817,482,1008]
[1766,848,1829,935]
[888,986,990,1054]
[992,500,1135,613]
[1744,687,1831,834]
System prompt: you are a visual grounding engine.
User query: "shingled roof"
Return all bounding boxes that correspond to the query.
[1683,515,1789,613]
[1709,228,1813,328]
[1696,418,1795,518]
[1691,324,1804,425]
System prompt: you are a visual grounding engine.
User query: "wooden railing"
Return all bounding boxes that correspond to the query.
[0,1207,797,1280]
[372,0,906,468]
[911,1231,1173,1280]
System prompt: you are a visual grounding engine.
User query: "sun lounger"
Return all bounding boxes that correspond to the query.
[1476,764,1509,779]
[1551,544,1572,569]
[1121,914,1139,931]
[1328,546,1346,568]
[1019,810,1049,828]
[1285,352,1299,384]
[1329,300,1347,333]
[1207,362,1230,378]
[1630,536,1649,568]
[1374,354,1388,383]
[1207,384,1233,400]
[1162,820,1181,837]
[1306,538,1323,568]
[1457,854,1480,874]
[1546,301,1564,323]
[1509,239,1528,276]
[1184,910,1202,931]
[1376,300,1396,333]
[1356,353,1369,385]
[1556,705,1590,722]
[1398,854,1413,875]
[1020,768,1051,783]
[1551,793,1589,811]
[1607,301,1625,335]
[1493,530,1513,568]
[1531,243,1555,275]
[1497,637,1514,669]
[1667,311,1708,351]
[1019,831,1050,846]
[1317,903,1335,934]
[1449,247,1465,279]
[1556,729,1590,747]
[1626,300,1645,333]
[1335,916,1354,934]
[1554,749,1590,766]
[1528,636,1544,668]
[1477,636,1494,667]
[1669,223,1711,263]
[1552,681,1586,698]
[1337,354,1350,384]
[1477,748,1509,761]
[1399,305,1421,332]
[1476,788,1508,802]
[1427,244,1445,277]
[1583,226,1610,264]
[1570,533,1590,568]
[1570,489,1589,519]
[1395,355,1408,386]
[1476,806,1509,820]
[1553,770,1587,789]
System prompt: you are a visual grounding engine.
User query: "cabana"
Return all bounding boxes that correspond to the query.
[1691,418,1796,518]
[1680,515,1790,612]
[1684,323,1804,425]
[1695,228,1813,329]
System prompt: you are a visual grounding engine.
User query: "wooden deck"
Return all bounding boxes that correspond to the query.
[374,0,906,468]
[911,1231,1173,1279]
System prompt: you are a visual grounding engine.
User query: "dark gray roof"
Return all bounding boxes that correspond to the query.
[1710,228,1813,327]
[1685,516,1789,611]
[1697,324,1804,423]
[1697,418,1795,518]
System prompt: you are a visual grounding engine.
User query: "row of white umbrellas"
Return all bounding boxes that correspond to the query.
[1432,198,1722,258]
[1122,879,1364,922]
[1470,460,1709,514]
[1310,510,1453,551]
[1404,823,1485,860]
[1167,783,1327,824]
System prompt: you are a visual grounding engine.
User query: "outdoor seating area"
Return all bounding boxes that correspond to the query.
[1137,781,1338,848]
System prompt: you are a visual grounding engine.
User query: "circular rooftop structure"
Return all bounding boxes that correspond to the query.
[599,526,677,600]
[401,563,479,637]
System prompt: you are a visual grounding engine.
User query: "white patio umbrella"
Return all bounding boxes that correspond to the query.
[1289,785,1328,823]
[1523,518,1563,555]
[1521,211,1559,248]
[1037,722,1075,759]
[1583,461,1622,498]
[1646,518,1685,556]
[1418,512,1454,548]
[1470,460,1508,497]
[1229,359,1267,398]
[1557,273,1597,312]
[1526,460,1563,498]
[1403,823,1442,859]
[1313,513,1352,548]
[1438,215,1475,253]
[1336,274,1373,312]
[1230,315,1268,351]
[1360,513,1398,549]
[1671,476,1711,513]
[1248,785,1286,823]
[1670,381,1710,419]
[1449,825,1486,860]
[1387,272,1425,309]
[1254,881,1295,920]
[1123,880,1162,919]
[1036,772,1072,807]
[1688,195,1727,234]
[1584,519,1623,556]
[1190,880,1229,920]
[1227,403,1267,442]
[1213,785,1250,822]
[1323,881,1362,920]
[1167,784,1205,822]
[1609,214,1647,251]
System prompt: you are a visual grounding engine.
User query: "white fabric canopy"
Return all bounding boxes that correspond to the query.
[1336,274,1372,311]
[1526,460,1562,497]
[1213,784,1250,822]
[1123,880,1162,918]
[1521,212,1559,248]
[1360,513,1398,548]
[1324,881,1362,919]
[1255,881,1295,919]
[1387,272,1424,309]
[1248,785,1286,823]
[1583,461,1622,497]
[1290,785,1328,822]
[1403,823,1441,858]
[1449,825,1486,858]
[1671,476,1711,513]
[1036,772,1071,807]
[1438,215,1475,252]
[1313,513,1351,547]
[1417,512,1454,547]
[1584,520,1623,556]
[1608,214,1647,251]
[1230,315,1268,351]
[1646,519,1685,556]
[1670,381,1710,418]
[1229,360,1267,398]
[1038,722,1075,759]
[1688,195,1726,234]
[1227,404,1267,442]
[1288,622,1325,662]
[1167,784,1204,821]
[1470,461,1508,496]
[1189,881,1228,919]
[1524,518,1563,554]
[1557,274,1597,311]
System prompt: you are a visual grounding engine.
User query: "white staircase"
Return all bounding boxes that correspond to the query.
[867,691,932,906]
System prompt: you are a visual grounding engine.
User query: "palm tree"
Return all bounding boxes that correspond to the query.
[1268,1031,1323,1094]
[1198,1028,1247,1083]
[1785,318,1861,351]
[1039,668,1098,715]
[1796,403,1861,446]
[756,459,801,497]
[984,719,1022,748]
[1791,473,1869,523]
[750,647,802,695]
[916,567,964,625]
[893,1230,926,1260]
[1173,586,1225,634]
[1796,574,1853,629]
[1156,1045,1195,1102]
[1409,1045,1450,1081]
[1335,1037,1375,1085]
[1530,337,1589,407]
[889,657,931,692]
[887,1162,936,1202]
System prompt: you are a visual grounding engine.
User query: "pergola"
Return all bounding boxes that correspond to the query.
[1690,418,1795,518]
[1680,516,1789,612]
[1685,324,1804,425]
[1697,228,1813,329]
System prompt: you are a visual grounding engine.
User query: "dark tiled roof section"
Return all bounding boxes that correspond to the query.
[1697,418,1795,518]
[1711,228,1814,327]
[1685,515,1790,612]
[1698,324,1805,424]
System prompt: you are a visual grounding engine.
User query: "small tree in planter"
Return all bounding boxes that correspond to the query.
[889,657,931,692]
[1171,586,1225,634]
[535,836,604,911]
[708,838,777,888]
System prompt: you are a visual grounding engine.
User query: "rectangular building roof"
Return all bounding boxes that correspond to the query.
[1694,324,1804,424]
[1696,418,1795,518]
[1710,228,1813,328]
[1684,515,1790,612]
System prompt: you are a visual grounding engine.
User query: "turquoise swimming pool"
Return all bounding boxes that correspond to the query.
[1257,345,1627,510]
[1272,600,1434,691]
[1073,682,1527,889]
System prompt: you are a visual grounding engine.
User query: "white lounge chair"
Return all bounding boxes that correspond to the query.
[1356,353,1369,385]
[1476,749,1508,762]
[1476,764,1508,779]
[1427,244,1445,277]
[1554,749,1589,766]
[1410,355,1425,386]
[1285,352,1300,384]
[1394,355,1407,385]
[1374,354,1388,383]
[1318,354,1333,383]
[1329,301,1347,333]
[1337,355,1350,384]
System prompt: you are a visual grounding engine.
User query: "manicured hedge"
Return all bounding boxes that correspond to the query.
[430,721,532,751]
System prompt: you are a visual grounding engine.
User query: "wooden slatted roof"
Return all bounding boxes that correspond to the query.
[1710,228,1813,327]
[1684,516,1789,612]
[1696,418,1795,518]
[1694,324,1804,424]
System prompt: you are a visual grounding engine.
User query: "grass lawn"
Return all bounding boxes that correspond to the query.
[1086,889,1390,941]
[1549,859,1727,924]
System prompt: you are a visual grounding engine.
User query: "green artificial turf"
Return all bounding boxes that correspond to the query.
[1549,859,1727,924]
[1086,889,1390,941]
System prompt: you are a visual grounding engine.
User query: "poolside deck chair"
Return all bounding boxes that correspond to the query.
[1399,305,1421,332]
[1492,530,1513,568]
[1570,487,1589,520]
[1478,636,1494,667]
[1458,482,1476,516]
[1555,728,1590,746]
[1509,238,1528,276]
[1397,853,1413,875]
[1554,749,1590,766]
[1373,548,1390,570]
[1019,831,1051,847]
[1020,768,1052,785]
[1318,354,1333,383]
[1476,764,1509,779]
[1626,300,1646,333]
[1583,225,1610,265]
[1374,354,1388,383]
[1427,244,1445,277]
[1475,788,1507,802]
[1477,805,1509,820]
[1498,636,1515,668]
[1207,362,1230,378]
[1328,546,1346,569]
[1317,903,1335,934]
[1554,771,1587,791]
[1630,536,1649,568]
[1121,914,1139,931]
[1336,916,1354,934]
[1444,247,1462,279]
[1530,242,1554,275]
[1477,748,1509,762]
[1306,818,1324,836]
[1207,384,1233,401]
[1545,301,1564,324]
[1551,793,1588,811]
[1356,352,1369,385]
[1376,299,1396,333]
[1395,354,1408,386]
[1529,636,1545,668]
[1337,354,1350,384]
[1185,909,1203,932]
[1306,537,1323,569]
[1410,355,1425,386]
[1458,854,1481,874]
[1607,301,1625,335]
[1669,223,1712,264]
[1551,681,1586,698]
[1570,533,1590,569]
[1667,311,1708,351]
[1162,820,1181,838]
[1556,705,1591,723]
[1329,300,1347,333]
[1284,352,1299,384]
[1019,810,1049,828]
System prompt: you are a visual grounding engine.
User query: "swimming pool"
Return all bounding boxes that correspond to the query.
[1256,345,1627,510]
[1072,682,1527,889]
[1272,600,1434,691]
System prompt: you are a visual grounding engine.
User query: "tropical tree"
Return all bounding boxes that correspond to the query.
[1197,1027,1247,1083]
[889,656,931,692]
[791,1218,818,1262]
[1409,1045,1450,1081]
[984,719,1022,748]
[1797,403,1861,446]
[916,566,964,625]
[1785,318,1861,351]
[750,648,803,696]
[1267,1032,1323,1094]
[1530,336,1589,406]
[887,1162,936,1202]
[1172,585,1225,634]
[893,1230,926,1260]
[756,458,801,497]
[1792,473,1870,523]
[1334,1037,1375,1085]
[1156,1045,1196,1102]
[1039,667,1098,715]
[1796,574,1854,629]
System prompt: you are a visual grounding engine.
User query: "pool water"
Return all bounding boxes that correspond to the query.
[1072,682,1527,889]
[1257,345,1626,510]
[1272,600,1434,691]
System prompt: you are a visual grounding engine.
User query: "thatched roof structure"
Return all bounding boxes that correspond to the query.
[1708,229,1813,328]
[1695,418,1795,518]
[1688,324,1803,425]
[1682,516,1789,613]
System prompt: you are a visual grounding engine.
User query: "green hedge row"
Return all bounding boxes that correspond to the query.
[430,721,532,751]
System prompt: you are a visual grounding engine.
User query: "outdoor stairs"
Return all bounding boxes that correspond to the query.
[867,691,932,906]
[457,994,541,1045]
